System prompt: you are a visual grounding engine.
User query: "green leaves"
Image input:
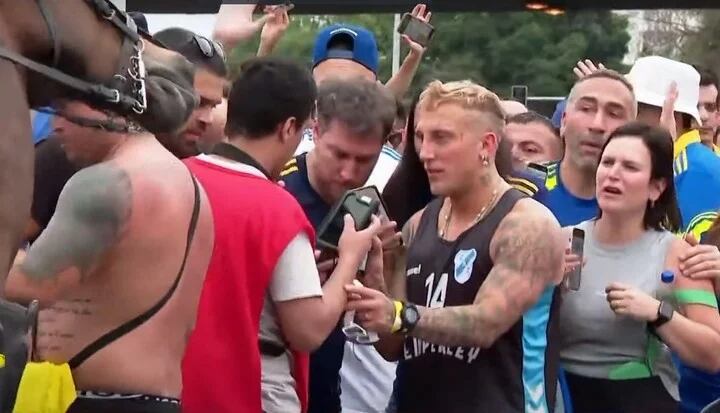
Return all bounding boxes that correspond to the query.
[226,10,630,99]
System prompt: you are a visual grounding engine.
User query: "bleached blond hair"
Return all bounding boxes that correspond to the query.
[417,80,506,132]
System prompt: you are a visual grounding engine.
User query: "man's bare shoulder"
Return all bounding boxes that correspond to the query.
[60,162,133,220]
[402,207,427,244]
[490,196,563,268]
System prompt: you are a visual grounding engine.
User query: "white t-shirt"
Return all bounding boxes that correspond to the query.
[196,154,322,413]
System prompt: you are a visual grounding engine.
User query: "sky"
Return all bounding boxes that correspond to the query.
[146,14,219,38]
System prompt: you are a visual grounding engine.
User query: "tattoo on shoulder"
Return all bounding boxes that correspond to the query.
[410,209,563,348]
[490,210,562,286]
[21,164,133,280]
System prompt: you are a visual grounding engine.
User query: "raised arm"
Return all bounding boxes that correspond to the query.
[5,164,132,306]
[411,202,564,348]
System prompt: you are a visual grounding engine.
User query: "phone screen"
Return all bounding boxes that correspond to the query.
[398,13,435,47]
[566,228,585,291]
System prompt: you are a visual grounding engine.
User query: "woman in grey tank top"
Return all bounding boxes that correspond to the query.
[558,123,720,413]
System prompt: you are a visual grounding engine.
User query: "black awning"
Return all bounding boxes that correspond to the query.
[127,0,719,14]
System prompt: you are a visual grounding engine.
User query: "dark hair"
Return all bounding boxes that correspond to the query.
[570,69,635,102]
[225,57,317,139]
[507,111,559,139]
[316,79,395,142]
[696,66,719,89]
[696,65,720,107]
[396,98,408,122]
[383,94,431,227]
[598,121,681,232]
[153,28,227,77]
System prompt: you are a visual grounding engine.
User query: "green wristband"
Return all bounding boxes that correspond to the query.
[673,289,719,308]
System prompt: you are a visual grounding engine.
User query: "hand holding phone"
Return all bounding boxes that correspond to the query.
[565,228,585,291]
[397,7,435,48]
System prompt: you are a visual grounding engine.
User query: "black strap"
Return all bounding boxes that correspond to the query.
[0,47,139,112]
[211,143,271,179]
[68,175,201,369]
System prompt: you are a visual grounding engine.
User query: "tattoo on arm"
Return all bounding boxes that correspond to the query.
[412,208,564,348]
[19,164,132,281]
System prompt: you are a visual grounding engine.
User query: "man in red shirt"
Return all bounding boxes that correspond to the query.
[182,57,383,413]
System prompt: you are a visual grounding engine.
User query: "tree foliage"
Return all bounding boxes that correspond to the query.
[227,10,630,98]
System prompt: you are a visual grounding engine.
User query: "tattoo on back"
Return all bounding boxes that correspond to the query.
[21,164,133,280]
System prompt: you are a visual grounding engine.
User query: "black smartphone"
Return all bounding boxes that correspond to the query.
[511,85,528,106]
[316,188,382,250]
[566,228,585,291]
[397,13,435,48]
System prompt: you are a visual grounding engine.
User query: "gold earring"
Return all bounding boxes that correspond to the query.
[481,155,489,166]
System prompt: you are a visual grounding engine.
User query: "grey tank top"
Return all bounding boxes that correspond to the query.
[558,220,680,401]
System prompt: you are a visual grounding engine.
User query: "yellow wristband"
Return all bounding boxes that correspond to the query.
[391,300,403,334]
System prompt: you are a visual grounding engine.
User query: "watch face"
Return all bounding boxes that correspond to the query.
[405,306,420,324]
[659,301,674,320]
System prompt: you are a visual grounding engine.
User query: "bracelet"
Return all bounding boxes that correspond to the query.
[391,300,403,334]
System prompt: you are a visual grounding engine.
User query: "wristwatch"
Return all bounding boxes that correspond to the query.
[400,302,421,334]
[649,300,674,330]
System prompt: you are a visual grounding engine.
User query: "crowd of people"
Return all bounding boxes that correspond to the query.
[4,3,720,413]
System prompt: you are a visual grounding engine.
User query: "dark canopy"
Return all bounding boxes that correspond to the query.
[128,0,718,14]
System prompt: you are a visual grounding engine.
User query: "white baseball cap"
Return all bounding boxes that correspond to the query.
[626,56,701,125]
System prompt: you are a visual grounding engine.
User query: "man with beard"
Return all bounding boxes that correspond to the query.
[153,28,227,159]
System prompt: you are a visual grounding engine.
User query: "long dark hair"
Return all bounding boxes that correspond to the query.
[597,121,681,232]
[382,95,515,228]
[383,94,430,228]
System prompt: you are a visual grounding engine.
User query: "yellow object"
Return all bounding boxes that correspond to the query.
[0,354,5,368]
[13,362,76,413]
[391,300,403,334]
[674,130,701,159]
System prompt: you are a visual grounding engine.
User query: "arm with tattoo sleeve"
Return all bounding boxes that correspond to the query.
[5,164,132,305]
[375,210,421,361]
[411,203,564,348]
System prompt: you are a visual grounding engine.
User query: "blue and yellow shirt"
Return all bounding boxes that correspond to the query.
[673,130,720,240]
[540,162,598,227]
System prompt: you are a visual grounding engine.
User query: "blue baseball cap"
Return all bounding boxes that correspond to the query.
[312,24,379,75]
[551,99,567,129]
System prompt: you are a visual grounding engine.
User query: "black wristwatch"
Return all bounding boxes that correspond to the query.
[649,300,674,330]
[400,302,421,334]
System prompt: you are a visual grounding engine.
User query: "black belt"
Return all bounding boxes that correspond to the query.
[259,339,285,358]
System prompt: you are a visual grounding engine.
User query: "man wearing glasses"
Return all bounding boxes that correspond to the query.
[153,28,227,159]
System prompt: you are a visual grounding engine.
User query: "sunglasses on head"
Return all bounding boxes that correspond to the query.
[193,35,226,62]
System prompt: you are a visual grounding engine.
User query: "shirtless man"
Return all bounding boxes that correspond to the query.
[3,101,213,413]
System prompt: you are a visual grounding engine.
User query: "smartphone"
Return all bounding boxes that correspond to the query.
[511,85,528,106]
[316,188,382,250]
[397,13,435,48]
[566,228,585,291]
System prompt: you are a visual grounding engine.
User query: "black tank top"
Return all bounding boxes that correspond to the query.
[397,189,560,413]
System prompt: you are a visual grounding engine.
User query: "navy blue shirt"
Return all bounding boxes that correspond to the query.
[280,153,344,413]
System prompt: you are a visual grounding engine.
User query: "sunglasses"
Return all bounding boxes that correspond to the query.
[193,35,226,62]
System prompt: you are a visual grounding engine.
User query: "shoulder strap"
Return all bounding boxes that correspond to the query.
[69,176,201,369]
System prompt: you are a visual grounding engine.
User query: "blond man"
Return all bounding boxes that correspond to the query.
[345,80,565,413]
